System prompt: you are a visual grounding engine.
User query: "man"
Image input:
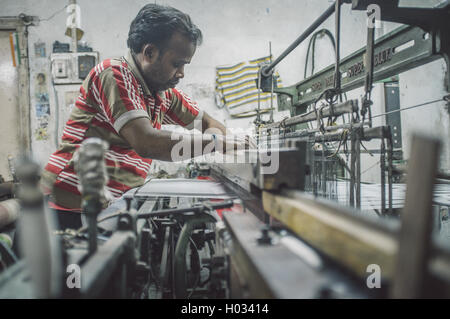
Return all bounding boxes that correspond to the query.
[41,4,247,228]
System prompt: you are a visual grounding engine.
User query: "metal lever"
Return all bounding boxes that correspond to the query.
[16,156,63,298]
[74,138,109,255]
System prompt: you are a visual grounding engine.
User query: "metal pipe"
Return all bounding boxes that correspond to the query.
[350,133,356,207]
[259,125,392,149]
[263,100,358,129]
[258,121,366,140]
[75,138,108,255]
[356,130,361,209]
[381,138,386,215]
[261,1,337,77]
[269,42,274,123]
[387,136,394,215]
[334,0,342,91]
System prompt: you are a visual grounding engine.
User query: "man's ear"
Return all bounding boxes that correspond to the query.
[142,44,159,63]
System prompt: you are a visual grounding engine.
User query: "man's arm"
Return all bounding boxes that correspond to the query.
[120,118,215,161]
[202,111,227,135]
[202,111,257,149]
[121,117,250,161]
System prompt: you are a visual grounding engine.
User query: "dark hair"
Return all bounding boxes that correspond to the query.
[127,4,202,54]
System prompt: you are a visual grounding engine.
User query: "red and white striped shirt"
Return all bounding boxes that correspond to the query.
[41,51,202,210]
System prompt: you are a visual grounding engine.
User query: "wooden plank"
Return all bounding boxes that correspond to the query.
[391,135,440,298]
[223,212,328,298]
[262,191,398,279]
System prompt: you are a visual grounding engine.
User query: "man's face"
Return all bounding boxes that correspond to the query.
[142,32,196,92]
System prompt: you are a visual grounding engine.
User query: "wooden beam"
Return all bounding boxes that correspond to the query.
[391,135,440,298]
[262,191,398,279]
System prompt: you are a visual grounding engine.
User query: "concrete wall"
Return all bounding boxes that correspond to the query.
[1,0,449,177]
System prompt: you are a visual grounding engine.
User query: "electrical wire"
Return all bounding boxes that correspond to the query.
[361,160,381,175]
[326,129,348,158]
[39,4,69,22]
[231,108,272,119]
[186,238,201,299]
[304,29,336,79]
[371,97,446,119]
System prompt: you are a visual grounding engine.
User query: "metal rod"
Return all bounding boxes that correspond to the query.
[269,41,274,123]
[387,137,393,215]
[263,100,358,129]
[258,121,367,139]
[170,225,175,299]
[350,133,356,207]
[380,138,386,215]
[137,201,233,218]
[321,137,326,196]
[356,130,361,209]
[334,0,341,91]
[261,1,337,76]
[87,205,98,255]
[256,67,262,125]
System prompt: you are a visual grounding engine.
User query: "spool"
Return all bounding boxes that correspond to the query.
[0,199,20,229]
[0,233,12,248]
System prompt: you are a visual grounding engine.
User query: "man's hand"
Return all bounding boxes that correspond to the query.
[214,134,257,154]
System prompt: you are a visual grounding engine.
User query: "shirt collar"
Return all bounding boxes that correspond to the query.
[124,50,153,97]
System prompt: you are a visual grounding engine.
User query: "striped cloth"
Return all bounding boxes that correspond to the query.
[215,56,282,117]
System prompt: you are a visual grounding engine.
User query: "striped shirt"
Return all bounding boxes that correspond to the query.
[41,51,203,210]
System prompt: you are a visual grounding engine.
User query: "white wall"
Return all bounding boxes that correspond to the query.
[1,0,449,176]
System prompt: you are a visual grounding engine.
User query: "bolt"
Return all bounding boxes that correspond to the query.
[257,225,273,245]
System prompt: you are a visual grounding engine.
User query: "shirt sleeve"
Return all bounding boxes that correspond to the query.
[87,62,150,133]
[162,88,203,130]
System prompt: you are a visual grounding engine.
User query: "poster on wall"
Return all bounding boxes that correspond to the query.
[34,41,46,58]
[35,115,49,141]
[36,103,50,117]
[34,72,50,141]
[65,91,79,112]
[35,72,49,103]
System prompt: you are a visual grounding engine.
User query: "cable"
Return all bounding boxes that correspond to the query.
[360,141,375,157]
[371,97,445,119]
[231,108,272,119]
[304,29,336,79]
[186,238,201,299]
[361,160,381,175]
[39,4,69,22]
[327,129,348,158]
